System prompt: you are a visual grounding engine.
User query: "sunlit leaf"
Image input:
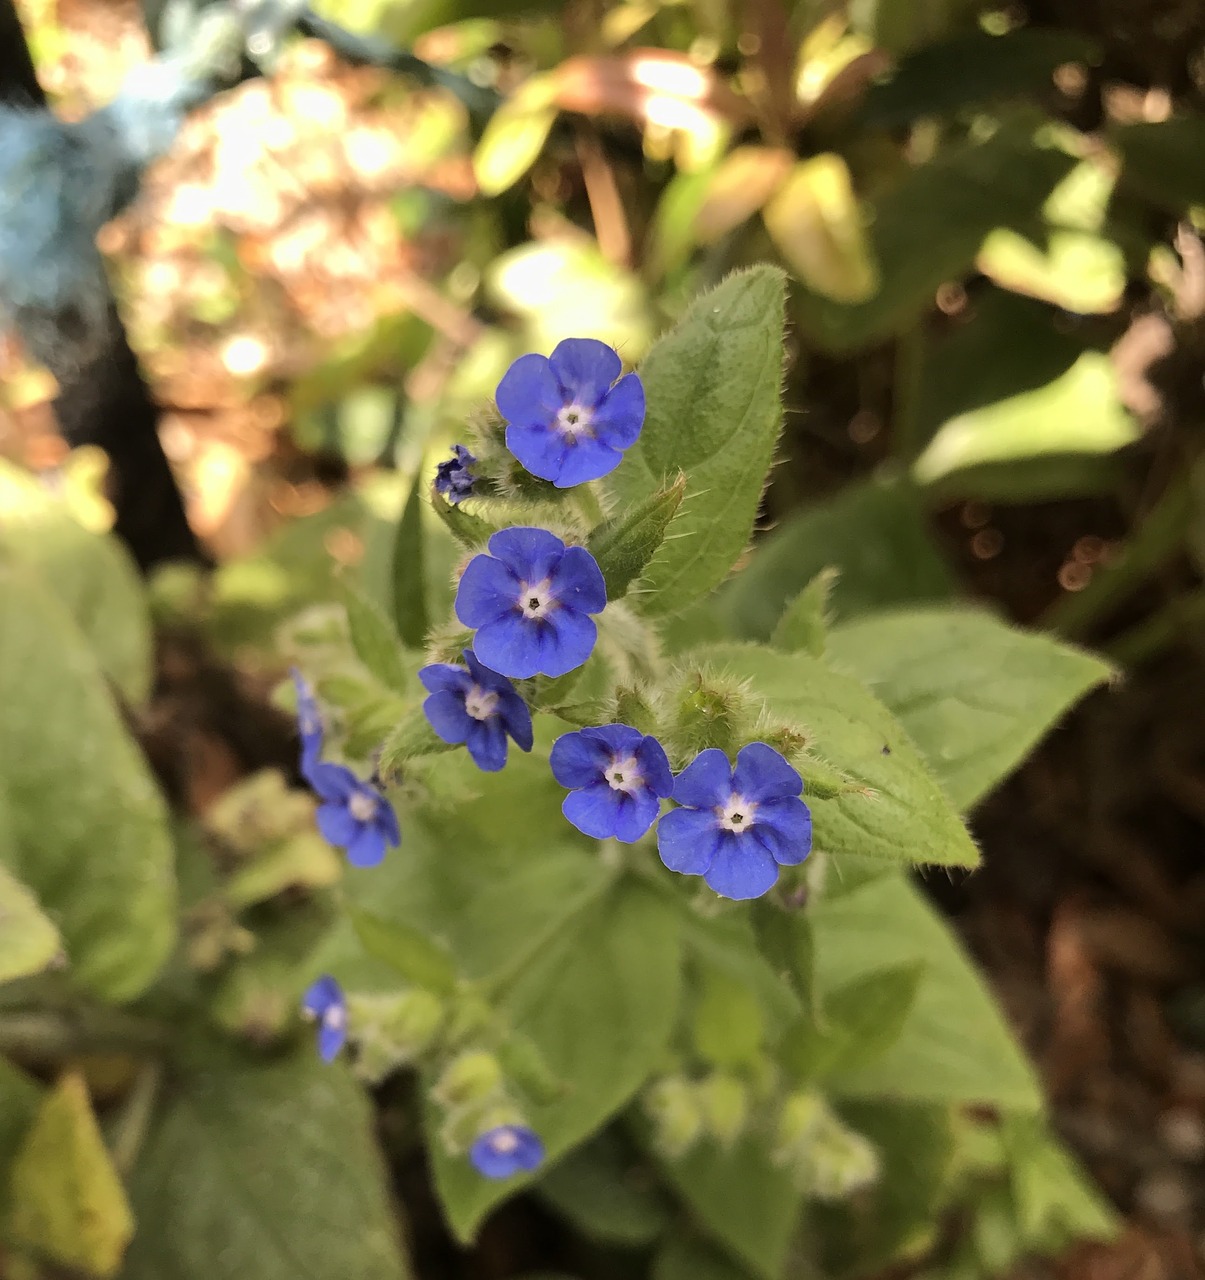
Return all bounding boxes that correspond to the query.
[473,74,559,196]
[694,146,793,245]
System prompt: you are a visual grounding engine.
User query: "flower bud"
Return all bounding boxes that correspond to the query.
[432,1050,504,1109]
[773,1091,880,1200]
[644,1076,704,1159]
[612,685,660,738]
[699,1073,750,1148]
[670,670,750,758]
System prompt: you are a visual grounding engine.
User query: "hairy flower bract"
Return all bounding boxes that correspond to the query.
[419,649,534,772]
[657,742,812,899]
[495,337,645,487]
[550,724,673,842]
[455,527,606,679]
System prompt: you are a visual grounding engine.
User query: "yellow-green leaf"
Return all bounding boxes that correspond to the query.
[473,75,558,196]
[0,862,61,984]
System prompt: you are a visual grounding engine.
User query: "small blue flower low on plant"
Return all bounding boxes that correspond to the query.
[455,527,607,679]
[302,975,348,1062]
[470,1124,545,1179]
[434,444,477,504]
[657,742,812,900]
[495,337,645,487]
[550,724,673,842]
[291,667,323,775]
[419,649,533,772]
[306,760,400,868]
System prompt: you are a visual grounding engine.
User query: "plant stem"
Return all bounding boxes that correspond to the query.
[1106,588,1205,666]
[891,322,929,464]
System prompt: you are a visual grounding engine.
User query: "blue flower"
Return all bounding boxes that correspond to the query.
[434,444,477,505]
[657,743,812,900]
[550,724,673,842]
[469,1124,545,1179]
[455,527,607,679]
[495,337,645,487]
[302,975,347,1062]
[291,667,324,777]
[419,649,534,772]
[306,761,400,867]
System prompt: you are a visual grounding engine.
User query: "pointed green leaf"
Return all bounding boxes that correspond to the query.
[343,576,409,692]
[473,74,558,196]
[0,863,61,984]
[827,607,1113,809]
[612,267,787,616]
[430,484,496,550]
[770,568,839,656]
[0,565,175,1000]
[8,1072,134,1278]
[587,474,686,601]
[392,472,429,648]
[350,909,460,996]
[122,1045,412,1280]
[654,1231,760,1280]
[694,643,980,869]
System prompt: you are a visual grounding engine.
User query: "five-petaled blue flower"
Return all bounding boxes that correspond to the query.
[291,667,323,776]
[306,760,400,868]
[419,649,534,772]
[657,743,812,900]
[495,337,645,487]
[470,1124,545,1179]
[434,444,477,505]
[550,724,673,842]
[455,527,606,679]
[302,974,347,1062]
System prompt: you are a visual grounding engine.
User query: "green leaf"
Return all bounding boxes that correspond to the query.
[342,576,409,692]
[612,267,787,616]
[693,643,980,869]
[691,961,765,1069]
[654,1231,760,1280]
[0,461,152,704]
[719,478,955,640]
[783,963,925,1082]
[587,475,687,601]
[770,568,838,656]
[350,909,460,996]
[8,1072,134,1278]
[683,912,802,1036]
[849,0,979,54]
[0,1057,40,1177]
[392,472,429,648]
[430,484,496,550]
[0,862,61,984]
[536,1130,672,1247]
[655,1132,802,1280]
[827,606,1113,810]
[429,880,682,1240]
[977,227,1124,315]
[810,874,1041,1107]
[814,1102,955,1278]
[0,565,175,1001]
[473,74,558,196]
[912,352,1139,499]
[122,1045,412,1280]
[793,122,1076,352]
[1114,114,1205,211]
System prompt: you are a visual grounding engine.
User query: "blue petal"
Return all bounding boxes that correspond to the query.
[592,372,646,447]
[540,609,598,677]
[464,649,510,691]
[347,823,387,868]
[317,1016,347,1062]
[549,438,623,488]
[611,789,661,843]
[506,420,572,485]
[549,337,621,406]
[732,742,803,802]
[306,761,358,803]
[635,735,674,798]
[374,798,401,848]
[455,553,518,628]
[671,749,733,808]
[657,806,722,874]
[302,974,343,1018]
[703,832,779,900]
[316,800,357,848]
[752,797,812,866]
[550,730,609,788]
[495,353,562,429]
[551,545,607,614]
[582,723,644,756]
[423,689,472,745]
[499,690,534,751]
[470,1125,545,1178]
[291,668,323,741]
[467,717,508,772]
[488,527,566,581]
[563,782,623,839]
[419,662,472,695]
[474,614,543,679]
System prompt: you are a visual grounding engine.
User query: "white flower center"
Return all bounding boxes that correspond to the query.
[324,1003,346,1030]
[518,578,555,620]
[464,685,500,721]
[490,1129,519,1153]
[556,403,594,443]
[717,795,756,833]
[604,755,643,794]
[348,791,378,823]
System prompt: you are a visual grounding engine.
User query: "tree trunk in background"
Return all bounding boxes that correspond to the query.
[0,0,206,572]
